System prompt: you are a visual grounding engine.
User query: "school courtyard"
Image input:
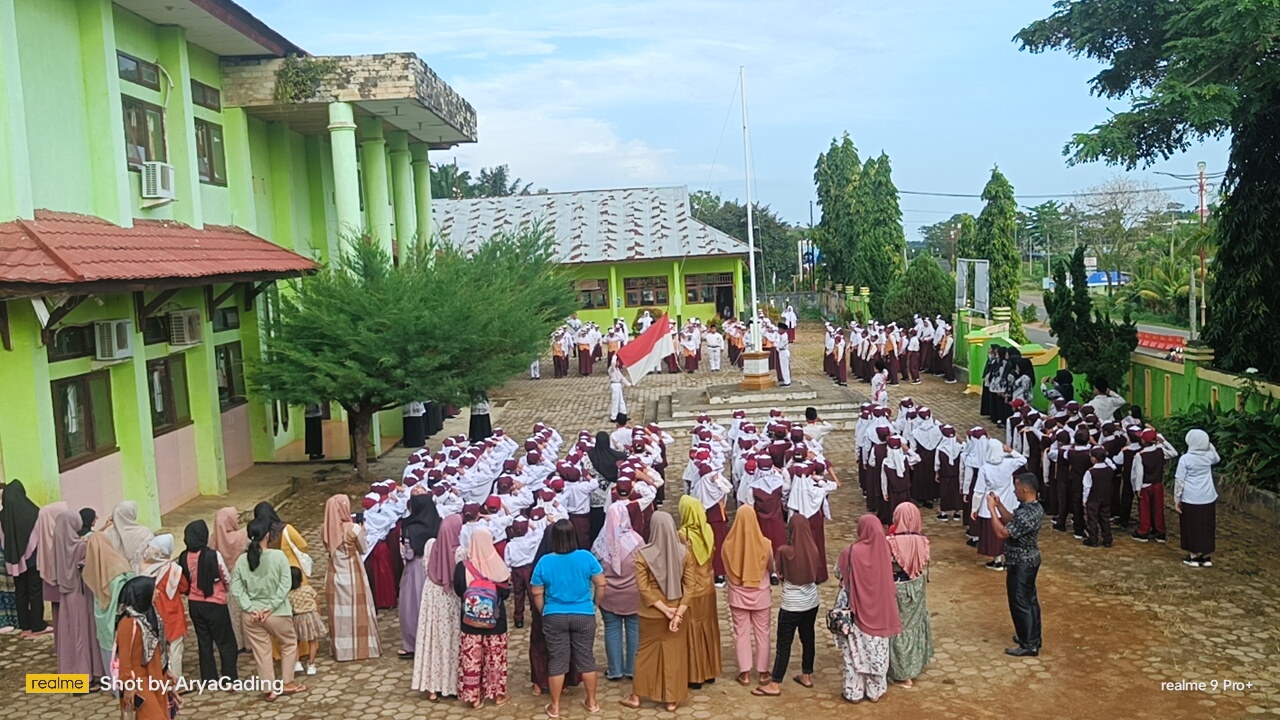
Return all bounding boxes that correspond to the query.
[3,324,1279,719]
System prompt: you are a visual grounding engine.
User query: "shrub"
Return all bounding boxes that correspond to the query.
[1020,303,1038,324]
[1161,403,1280,493]
[883,255,955,327]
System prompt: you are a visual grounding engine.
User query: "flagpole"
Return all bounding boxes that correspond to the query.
[741,66,761,353]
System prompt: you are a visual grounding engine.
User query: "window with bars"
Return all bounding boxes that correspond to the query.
[52,372,117,469]
[623,276,669,307]
[122,96,166,169]
[574,279,609,309]
[147,355,192,435]
[683,273,734,304]
[191,80,221,111]
[194,119,226,185]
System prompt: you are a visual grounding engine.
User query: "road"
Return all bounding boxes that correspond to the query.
[1017,291,1190,351]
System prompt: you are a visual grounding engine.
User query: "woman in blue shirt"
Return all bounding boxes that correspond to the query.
[531,520,605,717]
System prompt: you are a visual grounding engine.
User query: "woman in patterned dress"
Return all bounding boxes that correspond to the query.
[885,503,933,686]
[412,514,462,701]
[832,514,902,703]
[320,495,380,662]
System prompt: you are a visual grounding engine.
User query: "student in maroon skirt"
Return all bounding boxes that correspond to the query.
[970,441,1027,571]
[935,425,964,521]
[879,436,916,525]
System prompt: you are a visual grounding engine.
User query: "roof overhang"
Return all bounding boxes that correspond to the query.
[112,0,305,57]
[221,53,477,149]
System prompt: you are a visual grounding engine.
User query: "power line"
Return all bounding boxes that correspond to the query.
[899,184,1200,200]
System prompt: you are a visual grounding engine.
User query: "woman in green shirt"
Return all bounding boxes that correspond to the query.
[231,519,307,700]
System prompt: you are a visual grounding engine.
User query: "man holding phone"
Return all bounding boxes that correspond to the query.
[987,473,1044,657]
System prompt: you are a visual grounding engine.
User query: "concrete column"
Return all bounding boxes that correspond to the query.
[107,296,161,526]
[388,131,416,262]
[187,291,226,495]
[77,0,132,226]
[356,116,392,256]
[304,136,333,265]
[608,265,621,320]
[410,144,433,244]
[671,261,684,324]
[0,301,61,504]
[733,259,745,319]
[0,0,33,221]
[222,109,257,233]
[156,26,202,228]
[327,102,361,242]
[267,122,296,250]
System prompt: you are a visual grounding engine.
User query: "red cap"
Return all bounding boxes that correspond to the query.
[361,493,378,509]
[549,479,565,493]
[462,503,482,520]
[1140,428,1158,443]
[528,507,547,521]
[483,496,503,513]
[537,489,556,502]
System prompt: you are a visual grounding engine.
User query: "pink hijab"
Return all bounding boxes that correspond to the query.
[34,502,69,581]
[321,495,352,554]
[592,502,643,575]
[839,514,902,638]
[427,515,463,589]
[465,529,510,583]
[887,502,930,580]
[211,507,247,571]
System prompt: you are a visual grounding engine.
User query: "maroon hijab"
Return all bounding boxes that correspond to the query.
[839,514,902,638]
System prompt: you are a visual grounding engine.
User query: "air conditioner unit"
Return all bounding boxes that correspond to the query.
[94,319,134,361]
[168,309,203,347]
[141,161,176,200]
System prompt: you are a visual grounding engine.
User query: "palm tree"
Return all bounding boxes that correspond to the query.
[1131,256,1191,314]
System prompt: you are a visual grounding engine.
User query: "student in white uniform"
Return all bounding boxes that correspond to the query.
[608,354,631,422]
[705,326,725,372]
[776,323,792,386]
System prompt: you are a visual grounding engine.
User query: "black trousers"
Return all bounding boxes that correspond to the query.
[188,599,239,681]
[13,565,47,632]
[587,506,606,548]
[771,606,818,679]
[1086,494,1113,546]
[1006,561,1042,651]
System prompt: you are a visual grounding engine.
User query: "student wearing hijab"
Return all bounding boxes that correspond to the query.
[231,518,308,700]
[586,431,629,544]
[452,529,512,708]
[321,495,380,662]
[78,508,97,536]
[411,514,462,701]
[114,576,171,719]
[592,503,643,681]
[83,533,133,673]
[140,535,188,678]
[676,496,722,688]
[33,499,68,633]
[52,509,103,679]
[971,442,1027,571]
[833,515,903,703]
[621,513,696,712]
[399,494,441,658]
[105,500,154,573]
[255,502,310,587]
[0,480,49,636]
[721,506,773,686]
[1175,429,1221,567]
[179,520,237,682]
[210,507,248,650]
[754,515,822,697]
[886,503,933,686]
[935,425,964,521]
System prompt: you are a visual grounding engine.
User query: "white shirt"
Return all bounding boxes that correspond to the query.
[1174,448,1220,504]
[610,427,633,452]
[1089,391,1127,422]
[561,480,594,515]
[971,453,1026,518]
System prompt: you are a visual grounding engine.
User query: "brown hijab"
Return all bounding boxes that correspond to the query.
[321,495,352,554]
[838,514,902,638]
[776,514,821,585]
[52,509,85,595]
[639,512,686,600]
[721,506,771,587]
[83,532,132,609]
[210,506,247,571]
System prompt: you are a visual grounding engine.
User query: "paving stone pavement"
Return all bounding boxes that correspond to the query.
[5,323,1279,718]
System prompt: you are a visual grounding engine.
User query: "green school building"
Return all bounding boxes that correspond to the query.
[0,0,475,526]
[433,187,749,329]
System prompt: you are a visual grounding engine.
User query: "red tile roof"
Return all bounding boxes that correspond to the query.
[0,210,317,291]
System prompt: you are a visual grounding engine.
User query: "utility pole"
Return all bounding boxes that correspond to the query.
[1196,161,1208,332]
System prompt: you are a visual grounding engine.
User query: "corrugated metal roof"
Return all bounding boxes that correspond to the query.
[0,210,318,290]
[432,186,748,264]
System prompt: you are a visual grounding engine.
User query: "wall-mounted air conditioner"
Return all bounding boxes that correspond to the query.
[168,309,202,347]
[94,319,134,361]
[141,161,176,200]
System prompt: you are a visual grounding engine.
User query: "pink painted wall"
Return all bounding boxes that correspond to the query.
[221,404,253,479]
[155,424,199,514]
[60,453,124,518]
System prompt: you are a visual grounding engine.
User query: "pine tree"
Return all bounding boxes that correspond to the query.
[850,153,906,317]
[1043,246,1137,393]
[812,133,862,286]
[885,255,955,327]
[976,167,1024,341]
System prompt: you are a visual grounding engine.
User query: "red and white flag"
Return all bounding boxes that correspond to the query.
[617,314,673,385]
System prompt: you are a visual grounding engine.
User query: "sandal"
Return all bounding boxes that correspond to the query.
[494,696,510,708]
[736,672,751,686]
[751,687,781,697]
[664,703,679,712]
[793,675,814,689]
[582,699,601,713]
[618,697,642,709]
[427,692,439,703]
[545,703,561,718]
[282,684,307,695]
[264,692,280,702]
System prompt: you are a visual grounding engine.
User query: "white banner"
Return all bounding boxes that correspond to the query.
[973,260,991,316]
[955,260,968,310]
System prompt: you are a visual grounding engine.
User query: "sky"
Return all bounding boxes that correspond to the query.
[249,0,1229,237]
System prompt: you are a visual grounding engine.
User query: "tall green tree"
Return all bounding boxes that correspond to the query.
[918,213,970,261]
[850,153,906,317]
[1017,0,1280,377]
[976,167,1025,340]
[250,230,574,477]
[430,163,536,200]
[812,133,862,286]
[690,191,803,293]
[1044,246,1138,393]
[884,255,955,327]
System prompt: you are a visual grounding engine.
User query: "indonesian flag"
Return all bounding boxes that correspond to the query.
[617,314,673,385]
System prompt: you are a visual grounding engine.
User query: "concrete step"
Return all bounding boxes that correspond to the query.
[659,412,863,432]
[642,399,659,426]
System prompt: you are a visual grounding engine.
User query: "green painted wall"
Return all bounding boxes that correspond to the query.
[566,256,743,328]
[0,0,34,221]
